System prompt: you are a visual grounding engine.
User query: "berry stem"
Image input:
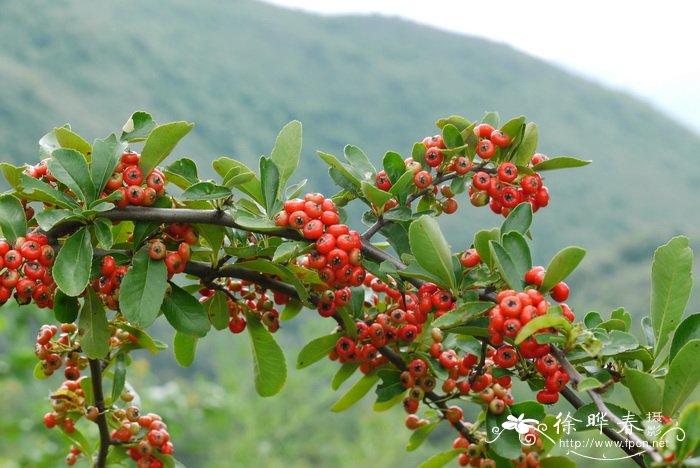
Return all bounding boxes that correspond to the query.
[88,358,111,468]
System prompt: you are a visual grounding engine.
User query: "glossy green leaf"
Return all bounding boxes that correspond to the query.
[651,236,693,356]
[272,241,307,263]
[540,246,586,292]
[374,369,404,403]
[584,311,603,329]
[407,422,438,451]
[500,202,532,236]
[663,339,700,416]
[533,156,592,171]
[110,354,127,404]
[91,134,126,195]
[259,156,280,215]
[270,120,302,190]
[332,362,359,390]
[162,283,210,337]
[203,292,229,330]
[330,374,380,412]
[0,195,27,244]
[382,151,405,183]
[233,259,310,305]
[344,145,375,181]
[163,158,199,189]
[432,302,493,329]
[120,111,157,142]
[435,115,471,130]
[676,402,700,460]
[180,181,231,201]
[78,288,109,359]
[670,313,700,363]
[318,151,361,189]
[502,231,532,280]
[408,215,455,290]
[418,449,462,468]
[489,241,523,290]
[641,316,655,348]
[232,213,284,232]
[499,115,526,140]
[17,173,78,208]
[442,124,464,149]
[118,323,162,355]
[279,299,303,322]
[361,181,393,209]
[512,122,538,166]
[515,314,571,344]
[120,246,168,327]
[53,289,80,323]
[39,126,92,159]
[54,227,92,296]
[173,331,198,367]
[373,390,405,412]
[212,157,263,203]
[138,121,194,175]
[297,333,342,369]
[92,218,114,249]
[611,307,632,331]
[474,228,499,269]
[625,368,662,414]
[247,313,287,397]
[47,148,95,203]
[541,457,576,468]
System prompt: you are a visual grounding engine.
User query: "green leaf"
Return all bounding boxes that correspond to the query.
[418,449,462,468]
[179,182,231,201]
[540,246,586,292]
[232,213,283,232]
[373,390,405,412]
[501,232,532,281]
[474,228,499,269]
[533,156,592,171]
[318,151,361,189]
[138,121,194,176]
[541,457,575,468]
[92,218,114,249]
[499,116,526,140]
[53,289,80,323]
[272,241,307,263]
[332,362,359,390]
[407,422,438,451]
[382,151,405,183]
[17,173,78,208]
[344,145,375,181]
[442,124,464,149]
[110,354,126,404]
[47,148,95,203]
[436,115,471,131]
[611,307,632,331]
[259,156,280,215]
[163,158,199,189]
[677,403,700,460]
[173,331,198,367]
[487,408,521,458]
[118,323,162,355]
[0,195,27,244]
[432,302,493,329]
[651,236,693,356]
[624,368,662,414]
[670,313,700,363]
[641,316,655,348]
[54,227,92,296]
[361,181,393,209]
[374,369,403,403]
[39,126,92,159]
[663,339,700,416]
[162,283,210,337]
[212,157,263,204]
[91,134,126,195]
[515,314,571,344]
[120,246,168,327]
[330,374,380,412]
[78,288,109,359]
[500,202,532,236]
[203,292,229,330]
[584,311,603,329]
[247,313,287,397]
[270,120,302,190]
[280,299,303,321]
[512,122,538,166]
[120,111,157,142]
[233,259,310,305]
[408,215,456,290]
[297,333,342,369]
[489,241,523,290]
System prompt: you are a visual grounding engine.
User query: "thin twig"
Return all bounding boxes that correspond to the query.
[89,359,111,468]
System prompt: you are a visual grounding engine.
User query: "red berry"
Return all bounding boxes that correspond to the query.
[535,354,559,376]
[315,234,336,255]
[497,162,518,182]
[302,219,324,239]
[4,250,22,269]
[123,165,143,186]
[148,240,167,260]
[424,147,443,167]
[303,201,322,219]
[472,172,491,191]
[284,198,305,214]
[126,185,145,205]
[490,129,510,147]
[520,175,540,194]
[414,170,433,189]
[536,390,559,404]
[273,210,289,227]
[165,253,184,274]
[494,346,519,368]
[476,139,496,159]
[442,198,458,214]
[550,282,570,302]
[121,151,140,165]
[288,210,310,229]
[101,255,116,276]
[320,210,339,225]
[146,171,165,192]
[19,240,41,261]
[375,170,392,191]
[474,123,495,138]
[460,248,481,268]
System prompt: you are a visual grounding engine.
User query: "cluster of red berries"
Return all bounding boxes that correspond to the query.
[275,193,366,309]
[0,234,55,308]
[108,151,167,207]
[94,255,128,310]
[147,223,198,278]
[43,376,86,464]
[452,439,498,468]
[117,407,174,468]
[35,322,84,378]
[199,279,288,334]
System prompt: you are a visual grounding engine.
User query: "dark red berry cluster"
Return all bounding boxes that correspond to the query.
[0,234,55,308]
[120,408,174,468]
[108,151,167,207]
[148,223,198,278]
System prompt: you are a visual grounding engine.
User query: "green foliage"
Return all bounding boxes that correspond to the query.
[119,246,168,327]
[246,313,287,397]
[53,227,93,297]
[408,215,456,291]
[0,194,27,244]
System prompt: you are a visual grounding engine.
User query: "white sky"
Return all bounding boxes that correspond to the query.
[262,0,700,133]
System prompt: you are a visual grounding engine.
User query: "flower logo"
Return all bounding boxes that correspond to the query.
[502,413,539,434]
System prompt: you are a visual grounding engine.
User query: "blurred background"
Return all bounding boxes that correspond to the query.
[0,0,698,466]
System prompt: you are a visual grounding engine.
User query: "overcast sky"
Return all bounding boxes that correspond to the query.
[262,0,700,134]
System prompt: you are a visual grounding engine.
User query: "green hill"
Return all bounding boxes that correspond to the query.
[0,1,698,466]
